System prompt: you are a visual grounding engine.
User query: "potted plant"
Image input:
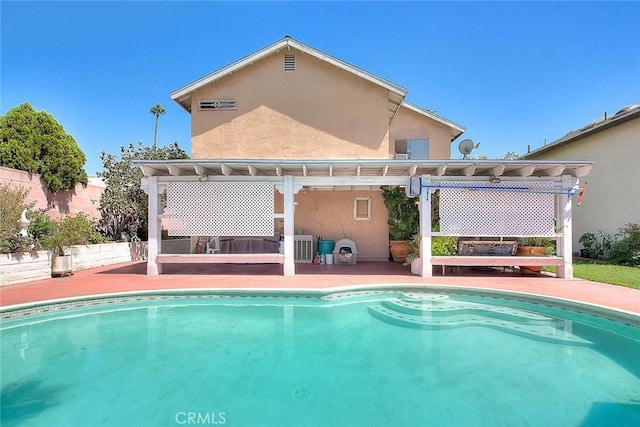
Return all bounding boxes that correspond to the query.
[516,236,555,274]
[42,213,100,277]
[381,186,419,262]
[404,231,457,275]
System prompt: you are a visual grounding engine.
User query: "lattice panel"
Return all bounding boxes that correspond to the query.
[439,181,555,236]
[164,182,274,236]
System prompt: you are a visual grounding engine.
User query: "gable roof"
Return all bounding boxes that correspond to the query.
[171,36,407,111]
[523,103,640,158]
[169,36,463,135]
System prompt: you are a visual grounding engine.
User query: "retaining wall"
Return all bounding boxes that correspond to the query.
[1,242,148,286]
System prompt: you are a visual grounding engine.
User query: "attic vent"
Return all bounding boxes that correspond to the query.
[199,100,236,110]
[284,54,295,72]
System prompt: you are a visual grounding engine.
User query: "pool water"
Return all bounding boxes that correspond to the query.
[1,291,639,426]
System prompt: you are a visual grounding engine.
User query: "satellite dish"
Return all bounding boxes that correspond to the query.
[458,139,479,159]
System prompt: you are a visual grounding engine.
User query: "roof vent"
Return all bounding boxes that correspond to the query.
[199,100,236,111]
[284,54,295,72]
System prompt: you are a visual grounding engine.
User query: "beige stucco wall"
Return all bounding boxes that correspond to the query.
[526,117,640,250]
[0,166,104,219]
[390,106,453,159]
[191,50,391,159]
[275,190,390,261]
[189,48,453,160]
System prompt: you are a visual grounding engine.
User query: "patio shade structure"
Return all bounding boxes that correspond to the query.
[136,159,593,278]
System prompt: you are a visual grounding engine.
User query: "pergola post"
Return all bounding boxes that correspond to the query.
[419,174,432,277]
[283,175,296,276]
[147,176,162,275]
[556,175,576,279]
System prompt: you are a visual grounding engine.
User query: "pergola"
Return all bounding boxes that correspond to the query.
[136,159,592,278]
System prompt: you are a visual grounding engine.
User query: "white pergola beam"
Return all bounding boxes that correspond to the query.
[515,165,535,177]
[491,165,505,177]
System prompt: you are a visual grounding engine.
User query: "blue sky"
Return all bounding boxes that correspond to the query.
[2,1,639,175]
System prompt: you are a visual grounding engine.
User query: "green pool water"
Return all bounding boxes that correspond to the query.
[1,291,639,426]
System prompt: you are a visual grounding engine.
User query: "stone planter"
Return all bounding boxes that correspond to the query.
[51,254,73,277]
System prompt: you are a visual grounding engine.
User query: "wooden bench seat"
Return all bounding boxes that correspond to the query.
[432,255,563,267]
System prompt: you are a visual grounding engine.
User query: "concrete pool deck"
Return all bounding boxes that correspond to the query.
[1,261,639,315]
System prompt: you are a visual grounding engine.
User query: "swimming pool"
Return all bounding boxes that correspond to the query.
[2,290,639,426]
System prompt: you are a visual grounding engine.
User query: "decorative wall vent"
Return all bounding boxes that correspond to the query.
[284,54,295,72]
[199,100,236,110]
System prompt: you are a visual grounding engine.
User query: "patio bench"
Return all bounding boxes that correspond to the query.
[431,239,562,275]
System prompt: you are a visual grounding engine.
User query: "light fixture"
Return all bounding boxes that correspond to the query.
[198,175,208,182]
[489,176,501,184]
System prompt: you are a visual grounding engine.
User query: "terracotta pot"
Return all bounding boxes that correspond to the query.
[389,240,412,263]
[516,245,546,274]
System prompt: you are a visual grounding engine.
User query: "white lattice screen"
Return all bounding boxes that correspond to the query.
[438,182,556,236]
[164,182,274,236]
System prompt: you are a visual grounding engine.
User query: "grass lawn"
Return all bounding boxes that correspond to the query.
[547,260,640,289]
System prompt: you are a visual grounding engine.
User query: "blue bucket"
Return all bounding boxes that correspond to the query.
[317,240,335,255]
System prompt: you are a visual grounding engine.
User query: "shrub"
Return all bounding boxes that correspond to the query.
[610,224,640,266]
[27,209,55,250]
[41,213,104,256]
[0,184,33,254]
[579,224,640,266]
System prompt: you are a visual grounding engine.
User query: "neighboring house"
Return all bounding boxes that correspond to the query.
[138,36,591,278]
[522,103,640,250]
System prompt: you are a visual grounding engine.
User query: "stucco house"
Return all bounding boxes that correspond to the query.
[522,103,640,250]
[137,36,591,278]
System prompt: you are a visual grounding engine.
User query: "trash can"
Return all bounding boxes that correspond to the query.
[317,240,335,255]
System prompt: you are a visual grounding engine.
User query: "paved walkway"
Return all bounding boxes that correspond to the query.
[1,261,639,315]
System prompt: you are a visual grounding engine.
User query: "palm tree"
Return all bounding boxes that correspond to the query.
[149,104,166,148]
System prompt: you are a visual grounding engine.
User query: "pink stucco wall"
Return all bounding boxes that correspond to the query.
[0,166,104,219]
[275,190,390,261]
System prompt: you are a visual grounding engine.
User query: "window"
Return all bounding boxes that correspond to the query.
[199,100,236,111]
[353,197,371,220]
[395,139,430,160]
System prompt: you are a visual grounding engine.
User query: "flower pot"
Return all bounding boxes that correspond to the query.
[516,245,546,274]
[389,240,412,263]
[51,254,73,277]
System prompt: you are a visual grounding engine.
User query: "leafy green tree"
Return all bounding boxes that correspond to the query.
[149,104,166,148]
[0,103,88,193]
[98,141,188,241]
